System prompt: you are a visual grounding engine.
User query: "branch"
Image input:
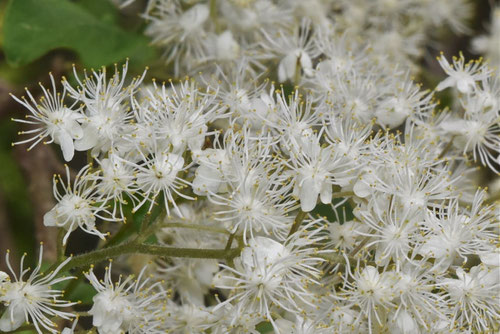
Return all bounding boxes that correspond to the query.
[60,242,241,272]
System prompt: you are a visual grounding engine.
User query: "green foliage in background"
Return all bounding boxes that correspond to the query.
[3,0,154,68]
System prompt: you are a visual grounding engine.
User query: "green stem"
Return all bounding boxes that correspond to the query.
[317,253,345,263]
[287,210,307,237]
[349,235,370,258]
[332,191,354,199]
[86,151,94,168]
[438,135,456,159]
[225,233,235,250]
[61,242,240,272]
[293,57,301,87]
[209,0,220,33]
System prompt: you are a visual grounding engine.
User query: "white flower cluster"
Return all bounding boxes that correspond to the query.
[3,0,500,333]
[143,0,472,75]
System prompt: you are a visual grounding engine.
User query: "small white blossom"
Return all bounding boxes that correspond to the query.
[44,165,116,244]
[436,53,491,93]
[214,226,326,327]
[85,263,165,334]
[11,74,83,161]
[0,246,76,333]
[441,266,500,333]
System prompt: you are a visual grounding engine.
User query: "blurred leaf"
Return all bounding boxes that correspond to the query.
[75,0,119,25]
[67,281,97,304]
[0,122,35,259]
[257,321,274,333]
[311,198,354,224]
[3,0,154,68]
[0,0,8,47]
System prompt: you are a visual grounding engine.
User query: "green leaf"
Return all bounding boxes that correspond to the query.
[75,0,119,25]
[0,121,35,261]
[66,281,97,304]
[256,321,274,333]
[3,0,154,68]
[311,198,354,224]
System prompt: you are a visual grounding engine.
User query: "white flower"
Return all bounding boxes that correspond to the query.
[375,74,434,128]
[93,154,138,220]
[157,257,218,306]
[358,199,418,269]
[129,149,191,216]
[209,60,266,117]
[260,88,320,146]
[440,93,500,173]
[211,303,263,334]
[192,148,230,195]
[340,266,396,333]
[85,263,165,334]
[260,19,319,82]
[418,0,472,34]
[480,247,500,267]
[214,227,326,327]
[11,74,83,161]
[204,136,295,239]
[209,174,295,240]
[140,78,221,154]
[391,261,448,331]
[212,30,241,62]
[220,0,292,34]
[440,266,500,333]
[63,61,146,156]
[419,191,497,270]
[326,219,365,252]
[436,53,491,93]
[44,165,115,244]
[163,302,216,333]
[0,246,76,333]
[144,2,209,74]
[194,127,273,198]
[331,70,381,123]
[284,132,354,212]
[472,6,500,68]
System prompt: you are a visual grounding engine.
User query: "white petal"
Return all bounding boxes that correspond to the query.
[320,181,332,204]
[436,76,455,91]
[457,78,473,94]
[375,109,408,128]
[353,178,371,198]
[68,120,84,139]
[0,306,26,332]
[192,165,222,195]
[299,178,319,212]
[43,208,57,227]
[56,131,75,162]
[74,127,99,151]
[188,126,207,152]
[278,53,297,82]
[299,52,313,76]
